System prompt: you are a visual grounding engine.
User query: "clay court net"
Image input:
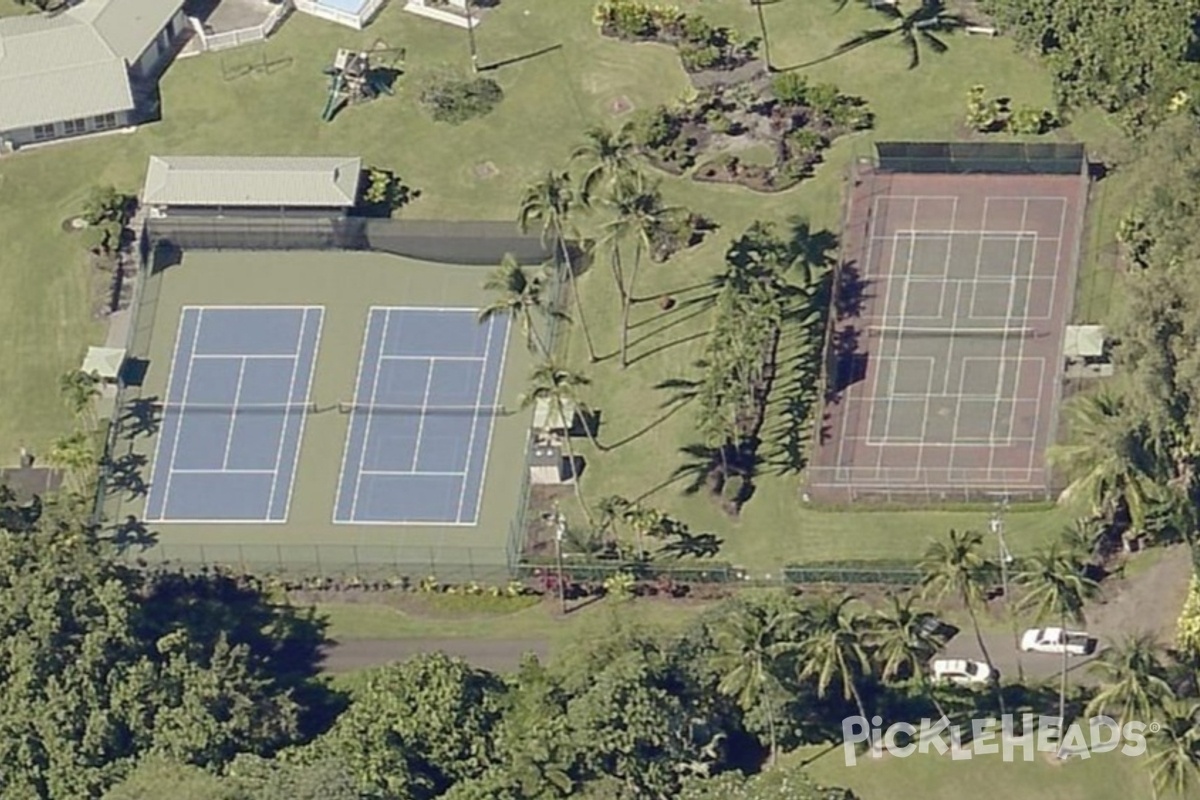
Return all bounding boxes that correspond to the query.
[865,325,1049,340]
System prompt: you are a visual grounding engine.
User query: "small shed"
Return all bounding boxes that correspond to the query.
[532,397,577,435]
[1063,325,1106,360]
[81,346,126,383]
[529,441,570,485]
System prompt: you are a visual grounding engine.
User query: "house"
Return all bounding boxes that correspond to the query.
[142,156,364,217]
[0,0,187,150]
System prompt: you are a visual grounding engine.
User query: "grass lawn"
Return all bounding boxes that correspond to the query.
[0,1,1139,569]
[800,743,1151,800]
[314,594,712,644]
[0,0,28,17]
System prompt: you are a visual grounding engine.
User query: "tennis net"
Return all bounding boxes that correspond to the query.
[866,325,1046,340]
[336,401,508,416]
[144,401,321,414]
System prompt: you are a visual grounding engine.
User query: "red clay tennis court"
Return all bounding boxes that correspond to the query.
[809,143,1090,503]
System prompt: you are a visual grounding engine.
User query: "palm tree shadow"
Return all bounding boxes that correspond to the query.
[599,381,696,451]
[625,330,709,367]
[107,514,159,553]
[627,302,711,348]
[121,396,163,439]
[480,43,563,72]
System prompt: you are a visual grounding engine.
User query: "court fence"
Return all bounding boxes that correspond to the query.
[873,141,1087,175]
[94,214,564,579]
[145,216,555,265]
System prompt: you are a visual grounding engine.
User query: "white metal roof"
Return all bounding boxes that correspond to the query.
[81,346,126,379]
[143,156,364,208]
[1064,325,1105,358]
[0,13,133,131]
[68,0,183,63]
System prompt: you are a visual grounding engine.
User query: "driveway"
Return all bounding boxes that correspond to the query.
[320,637,550,674]
[943,545,1194,681]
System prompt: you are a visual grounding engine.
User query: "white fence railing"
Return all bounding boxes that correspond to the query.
[189,0,293,53]
[293,0,387,30]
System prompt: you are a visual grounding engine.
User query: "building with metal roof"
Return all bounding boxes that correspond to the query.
[143,156,364,212]
[0,0,186,150]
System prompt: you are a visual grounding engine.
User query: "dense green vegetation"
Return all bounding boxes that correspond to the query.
[4,489,1200,798]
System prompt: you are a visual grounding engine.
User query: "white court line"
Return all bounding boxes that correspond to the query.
[1044,197,1069,324]
[464,314,514,526]
[145,517,287,525]
[349,308,394,521]
[190,353,298,360]
[864,356,933,444]
[268,307,318,521]
[381,354,485,362]
[1004,358,1047,447]
[871,201,920,455]
[170,468,277,475]
[178,304,324,311]
[454,313,496,523]
[265,311,308,518]
[408,357,438,472]
[338,519,478,528]
[878,229,1053,238]
[219,358,248,470]
[157,308,204,519]
[280,308,325,523]
[143,308,194,522]
[987,197,1031,467]
[360,469,466,477]
[1017,357,1047,479]
[332,307,380,524]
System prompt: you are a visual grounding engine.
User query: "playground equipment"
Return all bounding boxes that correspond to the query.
[321,47,404,122]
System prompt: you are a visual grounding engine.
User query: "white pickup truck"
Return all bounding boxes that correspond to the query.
[1020,627,1095,656]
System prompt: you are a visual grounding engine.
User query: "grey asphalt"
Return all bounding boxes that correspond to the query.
[320,638,550,674]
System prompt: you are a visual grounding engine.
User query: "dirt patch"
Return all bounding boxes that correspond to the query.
[609,95,634,115]
[1088,545,1193,643]
[473,161,499,180]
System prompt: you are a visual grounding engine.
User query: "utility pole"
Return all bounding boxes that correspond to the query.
[989,494,1022,681]
[554,503,568,615]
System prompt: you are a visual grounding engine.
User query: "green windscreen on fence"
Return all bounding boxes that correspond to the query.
[875,141,1087,175]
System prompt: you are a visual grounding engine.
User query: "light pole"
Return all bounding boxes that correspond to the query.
[464,0,480,73]
[554,504,567,615]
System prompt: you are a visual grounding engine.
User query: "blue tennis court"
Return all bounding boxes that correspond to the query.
[334,307,511,525]
[144,306,324,523]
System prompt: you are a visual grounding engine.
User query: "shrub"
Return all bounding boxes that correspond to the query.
[418,71,503,124]
[805,82,841,116]
[81,184,133,226]
[678,42,723,72]
[786,128,824,158]
[965,84,1002,132]
[772,72,809,106]
[1176,574,1200,657]
[627,106,678,149]
[602,571,637,600]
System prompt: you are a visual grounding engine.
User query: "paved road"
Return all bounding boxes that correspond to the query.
[320,637,550,674]
[317,546,1195,679]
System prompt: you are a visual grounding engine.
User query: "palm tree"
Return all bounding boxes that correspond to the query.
[48,430,97,493]
[796,593,871,722]
[1049,391,1163,533]
[711,600,803,765]
[517,172,598,362]
[520,361,596,524]
[600,172,682,368]
[835,1,965,70]
[479,254,566,357]
[59,370,100,426]
[1147,699,1200,799]
[569,125,639,205]
[919,529,999,683]
[867,591,948,718]
[1085,633,1174,723]
[1015,543,1101,729]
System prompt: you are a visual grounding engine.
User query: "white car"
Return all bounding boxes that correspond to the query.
[1020,627,1094,656]
[931,658,994,685]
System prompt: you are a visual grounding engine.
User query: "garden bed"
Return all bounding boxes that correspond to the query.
[594,0,757,74]
[627,73,872,193]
